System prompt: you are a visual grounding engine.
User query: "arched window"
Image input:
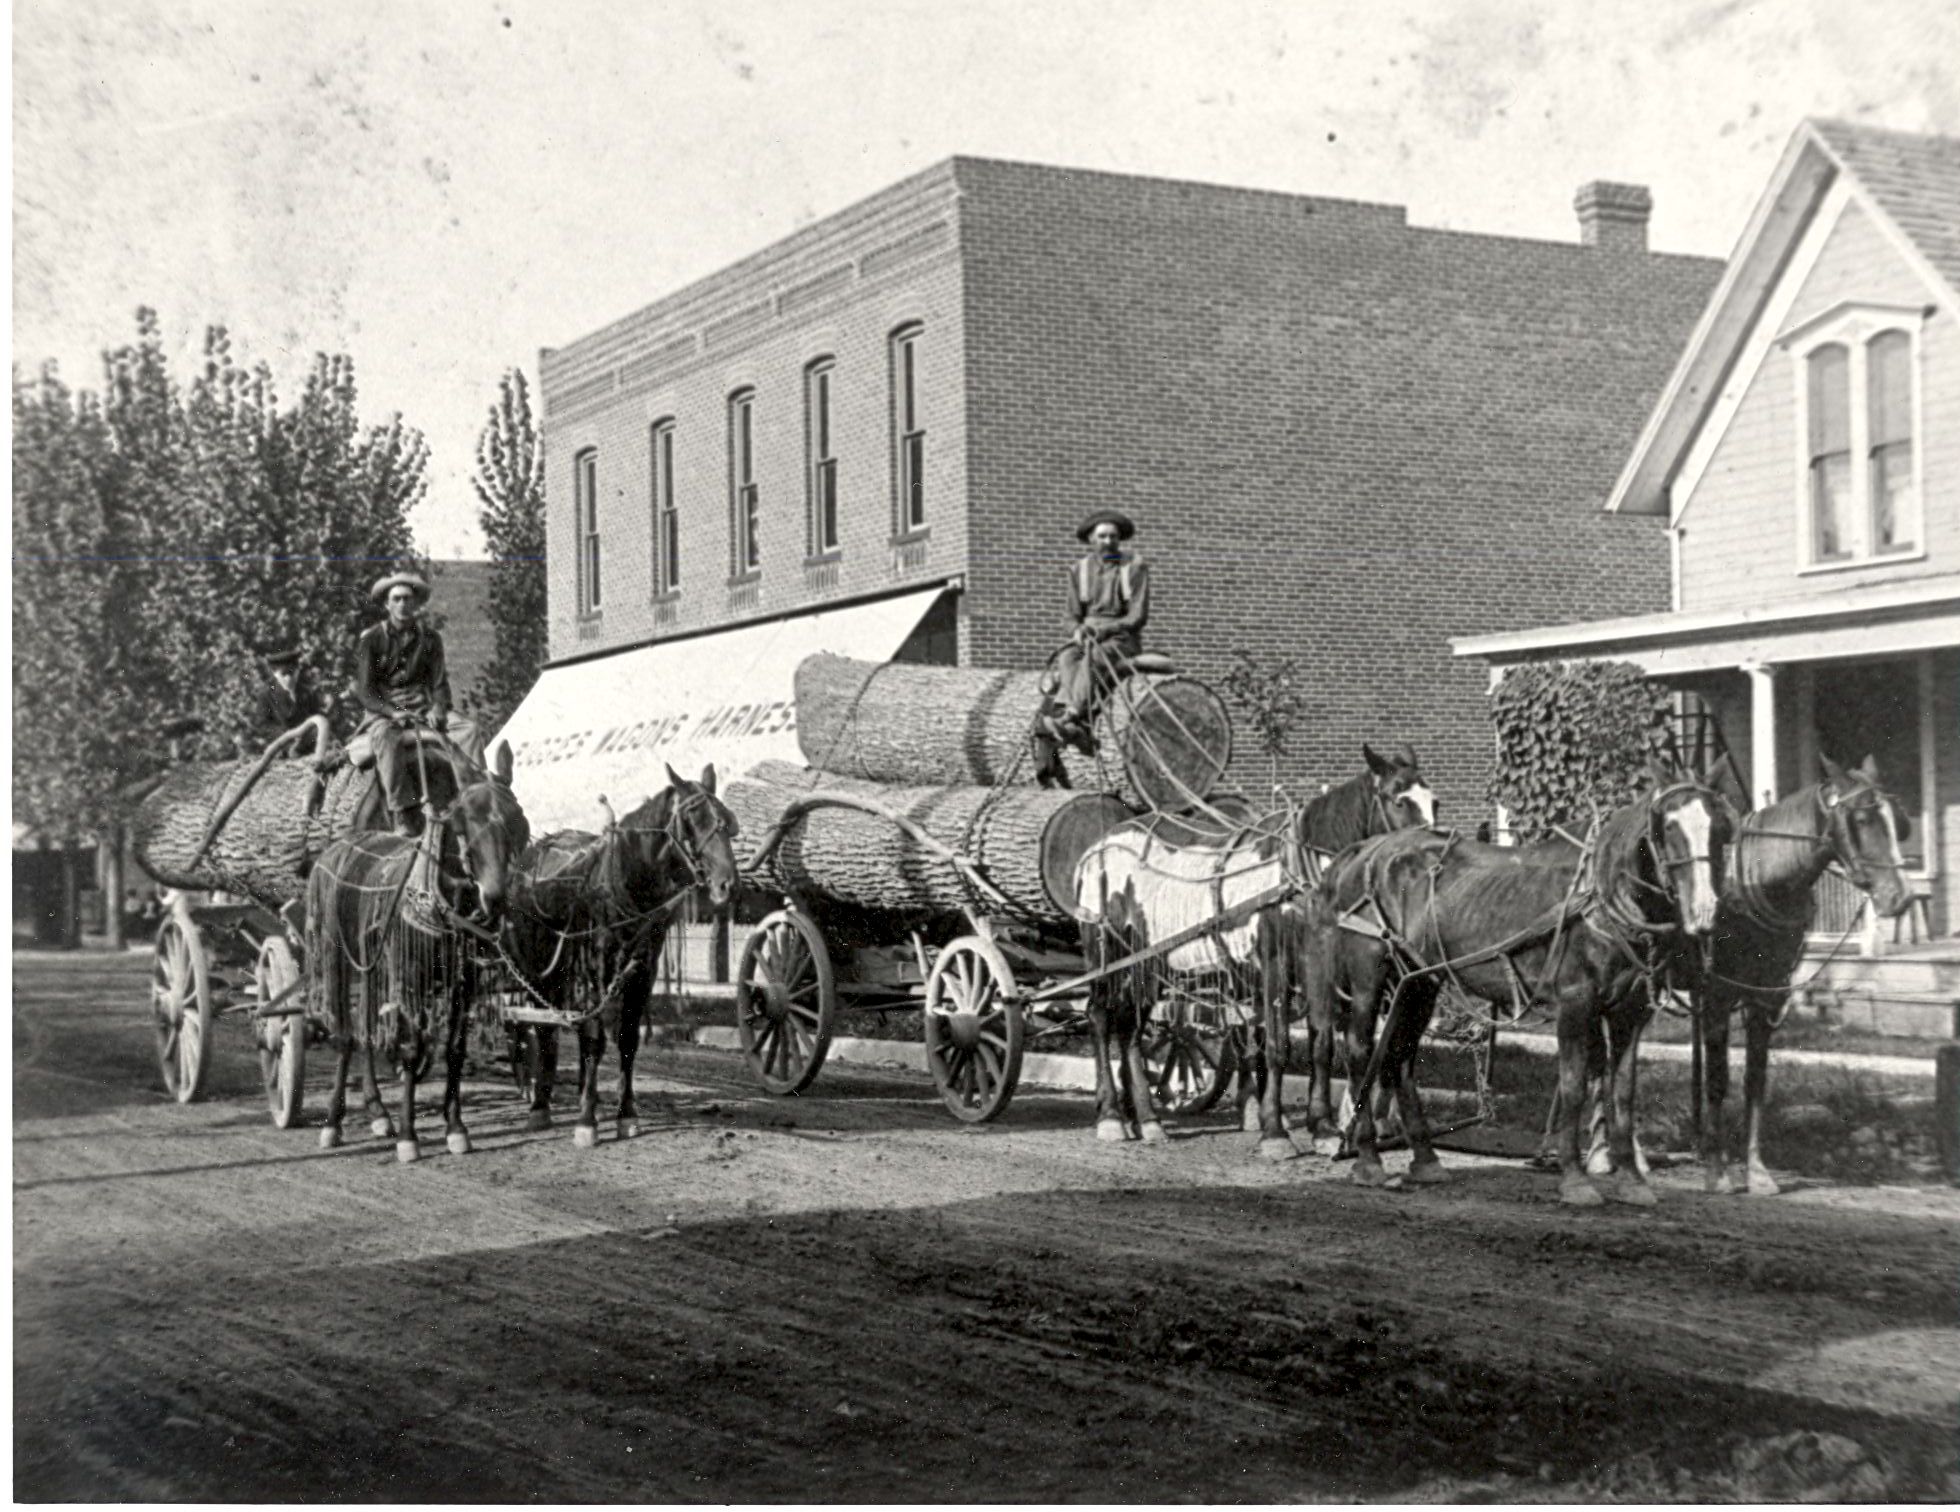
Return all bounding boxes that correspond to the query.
[805,358,839,556]
[1806,343,1851,562]
[650,420,678,593]
[890,323,925,535]
[727,389,759,575]
[575,447,601,613]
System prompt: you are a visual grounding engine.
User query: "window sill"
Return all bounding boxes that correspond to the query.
[650,589,682,604]
[726,572,762,587]
[1796,546,1926,576]
[804,550,843,566]
[890,527,931,547]
[575,608,604,622]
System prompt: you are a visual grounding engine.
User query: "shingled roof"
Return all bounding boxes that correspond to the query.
[1608,117,1960,517]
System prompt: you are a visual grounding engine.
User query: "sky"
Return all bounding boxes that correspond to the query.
[13,0,1959,557]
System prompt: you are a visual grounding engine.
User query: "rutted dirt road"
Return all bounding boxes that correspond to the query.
[14,952,1960,1501]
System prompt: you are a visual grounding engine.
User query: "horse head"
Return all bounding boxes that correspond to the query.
[1641,758,1730,936]
[1362,742,1437,829]
[1818,754,1914,918]
[441,741,531,925]
[617,762,741,910]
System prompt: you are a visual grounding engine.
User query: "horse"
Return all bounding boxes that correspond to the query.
[1066,745,1434,1147]
[303,742,531,1162]
[1304,763,1727,1206]
[1695,753,1914,1195]
[1239,743,1436,1155]
[499,765,740,1147]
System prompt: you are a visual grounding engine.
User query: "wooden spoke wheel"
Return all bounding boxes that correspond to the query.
[152,908,216,1103]
[734,909,836,1095]
[923,936,1025,1124]
[255,936,306,1128]
[1142,1011,1233,1116]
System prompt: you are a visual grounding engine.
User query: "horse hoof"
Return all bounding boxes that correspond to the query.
[370,1116,394,1139]
[1405,1159,1451,1186]
[1585,1147,1615,1177]
[1240,1105,1263,1135]
[525,1110,553,1132]
[1139,1121,1168,1146]
[1706,1168,1738,1196]
[318,1126,342,1150]
[618,1119,641,1140]
[1559,1175,1605,1208]
[1257,1137,1301,1162]
[1744,1170,1782,1197]
[1351,1158,1389,1187]
[1095,1119,1129,1143]
[395,1140,422,1165]
[573,1125,598,1150]
[446,1132,472,1157]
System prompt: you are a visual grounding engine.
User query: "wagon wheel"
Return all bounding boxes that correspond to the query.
[734,908,835,1095]
[1142,1010,1234,1116]
[151,908,216,1103]
[255,936,306,1128]
[923,935,1025,1124]
[508,1024,543,1102]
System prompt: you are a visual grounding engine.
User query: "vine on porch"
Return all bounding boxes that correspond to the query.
[1486,660,1671,843]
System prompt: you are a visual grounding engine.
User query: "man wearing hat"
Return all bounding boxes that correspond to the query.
[244,646,325,754]
[355,570,483,834]
[1047,509,1150,752]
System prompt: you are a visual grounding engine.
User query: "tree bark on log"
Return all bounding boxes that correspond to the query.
[131,760,376,905]
[793,653,1233,812]
[724,759,1132,922]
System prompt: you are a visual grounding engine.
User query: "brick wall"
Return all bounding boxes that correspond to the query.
[953,158,1719,818]
[539,164,971,662]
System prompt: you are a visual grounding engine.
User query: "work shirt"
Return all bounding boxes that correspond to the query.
[1068,552,1150,643]
[354,620,451,722]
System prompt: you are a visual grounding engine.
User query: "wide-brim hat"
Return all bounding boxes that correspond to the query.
[370,571,430,605]
[262,646,303,669]
[1075,509,1136,542]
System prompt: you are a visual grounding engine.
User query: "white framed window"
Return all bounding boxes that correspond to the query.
[1787,303,1924,570]
[651,420,678,593]
[575,447,601,614]
[805,358,839,557]
[728,388,759,576]
[890,323,925,535]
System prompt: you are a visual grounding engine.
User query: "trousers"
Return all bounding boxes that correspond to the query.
[1053,630,1141,720]
[363,713,485,817]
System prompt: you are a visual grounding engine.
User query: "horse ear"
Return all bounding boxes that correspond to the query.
[699,762,718,797]
[1393,743,1417,770]
[1855,754,1881,784]
[1362,743,1390,778]
[1819,751,1848,785]
[493,741,514,785]
[663,762,682,789]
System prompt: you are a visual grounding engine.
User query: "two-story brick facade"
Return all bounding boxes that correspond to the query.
[1456,121,1960,995]
[509,157,1719,827]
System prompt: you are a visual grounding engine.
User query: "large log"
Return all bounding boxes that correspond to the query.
[131,760,376,905]
[794,653,1233,812]
[724,759,1133,923]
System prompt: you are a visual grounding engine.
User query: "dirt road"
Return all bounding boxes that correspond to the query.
[14,951,1959,1501]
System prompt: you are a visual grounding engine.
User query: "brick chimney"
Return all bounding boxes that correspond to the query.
[1574,180,1652,253]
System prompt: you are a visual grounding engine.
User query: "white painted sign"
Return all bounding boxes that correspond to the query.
[495,586,947,833]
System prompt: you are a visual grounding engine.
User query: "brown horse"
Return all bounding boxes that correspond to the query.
[304,744,530,1161]
[1240,744,1436,1156]
[1305,765,1727,1206]
[500,765,740,1147]
[1696,754,1914,1195]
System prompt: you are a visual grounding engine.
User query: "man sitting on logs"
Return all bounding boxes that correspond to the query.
[355,571,484,835]
[240,646,327,759]
[1034,510,1151,784]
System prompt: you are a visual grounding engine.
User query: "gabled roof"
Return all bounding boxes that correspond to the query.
[1607,119,1960,517]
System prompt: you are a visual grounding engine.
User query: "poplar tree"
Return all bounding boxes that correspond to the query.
[465,368,547,736]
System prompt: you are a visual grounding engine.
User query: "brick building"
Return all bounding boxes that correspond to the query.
[517,158,1720,819]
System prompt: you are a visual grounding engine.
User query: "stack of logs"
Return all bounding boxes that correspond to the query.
[721,654,1235,924]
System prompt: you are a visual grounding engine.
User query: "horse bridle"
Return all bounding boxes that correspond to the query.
[604,788,736,899]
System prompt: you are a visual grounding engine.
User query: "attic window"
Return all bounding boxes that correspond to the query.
[1786,303,1925,571]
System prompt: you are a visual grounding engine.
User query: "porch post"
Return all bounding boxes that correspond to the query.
[1488,665,1513,844]
[1742,660,1780,807]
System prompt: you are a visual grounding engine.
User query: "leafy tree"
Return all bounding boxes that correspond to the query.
[1221,646,1312,789]
[1486,660,1671,842]
[12,310,431,939]
[464,368,547,737]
